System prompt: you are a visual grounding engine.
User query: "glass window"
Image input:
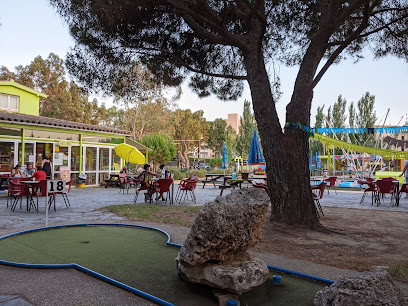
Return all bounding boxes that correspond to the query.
[111,151,121,171]
[99,148,110,171]
[0,142,15,172]
[54,146,69,172]
[25,129,80,141]
[35,143,54,168]
[71,146,80,172]
[22,143,34,165]
[0,94,19,111]
[85,147,97,171]
[0,127,21,137]
[10,96,18,109]
[0,95,8,108]
[86,173,96,185]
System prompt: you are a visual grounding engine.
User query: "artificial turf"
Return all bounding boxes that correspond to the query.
[0,225,327,305]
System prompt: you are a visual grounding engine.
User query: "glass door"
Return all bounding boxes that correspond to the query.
[53,145,70,179]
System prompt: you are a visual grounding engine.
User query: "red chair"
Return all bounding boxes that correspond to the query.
[9,182,37,212]
[55,179,73,208]
[311,182,326,217]
[251,180,269,195]
[119,173,135,194]
[375,179,398,206]
[151,178,174,204]
[7,178,29,209]
[175,178,198,203]
[400,183,408,196]
[358,179,377,205]
[132,179,149,203]
[31,180,56,211]
[322,176,337,194]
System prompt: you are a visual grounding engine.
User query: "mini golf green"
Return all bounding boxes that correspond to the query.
[0,225,328,305]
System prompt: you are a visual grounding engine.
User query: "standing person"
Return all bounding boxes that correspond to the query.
[41,154,52,179]
[23,163,35,177]
[11,164,23,177]
[399,159,408,199]
[390,159,394,172]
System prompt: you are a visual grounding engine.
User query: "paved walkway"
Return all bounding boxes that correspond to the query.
[0,184,407,305]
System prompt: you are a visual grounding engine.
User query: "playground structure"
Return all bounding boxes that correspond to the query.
[310,125,408,179]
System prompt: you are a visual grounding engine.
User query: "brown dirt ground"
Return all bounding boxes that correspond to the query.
[253,207,408,273]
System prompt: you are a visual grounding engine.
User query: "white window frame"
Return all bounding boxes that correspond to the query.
[0,94,19,111]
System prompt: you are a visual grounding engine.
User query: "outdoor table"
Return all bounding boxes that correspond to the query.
[21,181,40,211]
[105,174,120,188]
[219,178,252,195]
[200,174,226,188]
[310,178,321,186]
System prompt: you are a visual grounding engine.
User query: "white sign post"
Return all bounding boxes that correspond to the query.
[46,180,66,227]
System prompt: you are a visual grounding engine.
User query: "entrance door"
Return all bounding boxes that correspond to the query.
[35,143,54,169]
[53,146,70,179]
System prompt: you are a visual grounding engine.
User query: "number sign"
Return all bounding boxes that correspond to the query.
[47,180,66,193]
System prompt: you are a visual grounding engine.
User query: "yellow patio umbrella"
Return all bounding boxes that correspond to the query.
[115,143,145,165]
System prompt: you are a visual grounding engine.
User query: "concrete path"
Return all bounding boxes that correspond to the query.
[0,184,407,305]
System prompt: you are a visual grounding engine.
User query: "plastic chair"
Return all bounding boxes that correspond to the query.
[175,178,198,203]
[55,179,73,208]
[251,180,269,195]
[375,179,398,206]
[9,182,37,212]
[132,179,149,203]
[119,173,135,194]
[358,179,377,205]
[311,182,326,217]
[31,180,56,211]
[151,178,174,204]
[400,183,408,196]
[322,176,337,194]
[7,178,29,209]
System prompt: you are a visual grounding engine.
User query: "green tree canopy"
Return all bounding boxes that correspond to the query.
[52,0,408,227]
[236,100,256,159]
[142,133,177,168]
[207,118,227,158]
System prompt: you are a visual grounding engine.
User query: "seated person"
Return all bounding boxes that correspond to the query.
[158,164,170,178]
[120,166,128,174]
[23,162,36,177]
[137,164,160,202]
[32,166,47,181]
[11,164,23,177]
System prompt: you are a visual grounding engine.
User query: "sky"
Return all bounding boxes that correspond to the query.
[1,0,408,127]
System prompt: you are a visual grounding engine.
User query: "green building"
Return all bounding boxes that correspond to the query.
[0,80,149,185]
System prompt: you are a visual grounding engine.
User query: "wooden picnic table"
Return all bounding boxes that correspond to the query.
[219,178,252,195]
[104,174,120,188]
[200,173,227,188]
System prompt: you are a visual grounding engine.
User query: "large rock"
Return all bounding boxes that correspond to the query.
[175,188,270,294]
[177,188,270,265]
[176,253,269,295]
[314,270,407,306]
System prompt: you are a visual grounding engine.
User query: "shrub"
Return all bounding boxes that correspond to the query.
[209,158,222,168]
[207,168,233,175]
[169,169,184,180]
[185,169,206,178]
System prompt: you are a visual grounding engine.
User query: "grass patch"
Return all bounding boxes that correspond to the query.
[387,265,408,282]
[103,204,201,227]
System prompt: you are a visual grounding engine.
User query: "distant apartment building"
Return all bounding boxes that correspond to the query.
[225,113,241,134]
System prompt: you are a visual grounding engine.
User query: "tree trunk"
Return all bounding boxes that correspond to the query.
[243,52,320,228]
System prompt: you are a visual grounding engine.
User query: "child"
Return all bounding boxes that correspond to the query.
[322,167,328,178]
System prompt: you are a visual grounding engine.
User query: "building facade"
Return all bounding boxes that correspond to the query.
[0,80,149,185]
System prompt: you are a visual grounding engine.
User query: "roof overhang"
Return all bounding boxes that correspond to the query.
[0,80,47,98]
